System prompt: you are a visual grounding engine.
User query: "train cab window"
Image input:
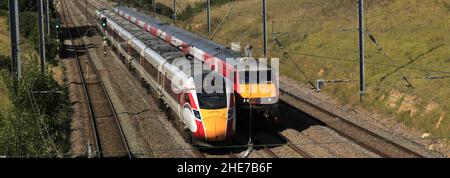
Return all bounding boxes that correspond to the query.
[197,92,227,110]
[239,70,272,84]
[196,73,227,109]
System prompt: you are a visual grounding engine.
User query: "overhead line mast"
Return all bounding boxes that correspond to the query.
[358,0,365,103]
[8,0,21,78]
[38,0,47,77]
[262,0,268,57]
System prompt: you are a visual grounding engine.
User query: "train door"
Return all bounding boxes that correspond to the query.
[157,64,165,93]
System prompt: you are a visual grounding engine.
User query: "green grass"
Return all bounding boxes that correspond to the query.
[174,0,450,139]
[0,71,11,111]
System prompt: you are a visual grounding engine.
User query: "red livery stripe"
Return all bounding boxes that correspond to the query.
[180,42,190,54]
[188,93,198,110]
[150,27,158,36]
[194,120,205,140]
[203,53,212,61]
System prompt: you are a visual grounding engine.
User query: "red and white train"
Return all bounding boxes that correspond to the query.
[96,9,236,145]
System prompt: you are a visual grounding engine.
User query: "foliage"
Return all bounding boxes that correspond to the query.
[0,3,67,156]
[19,11,59,66]
[0,55,10,71]
[1,4,59,66]
[0,0,37,12]
[0,60,69,157]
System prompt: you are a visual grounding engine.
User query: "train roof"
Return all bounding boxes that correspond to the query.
[116,6,242,61]
[99,10,229,84]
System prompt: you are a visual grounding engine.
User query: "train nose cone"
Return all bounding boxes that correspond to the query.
[202,116,228,142]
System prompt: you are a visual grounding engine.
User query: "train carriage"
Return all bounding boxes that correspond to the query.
[96,10,236,145]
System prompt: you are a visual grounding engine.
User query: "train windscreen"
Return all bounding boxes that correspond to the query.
[239,70,272,84]
[197,73,228,109]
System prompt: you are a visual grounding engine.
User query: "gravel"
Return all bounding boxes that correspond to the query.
[304,126,380,158]
[281,129,335,158]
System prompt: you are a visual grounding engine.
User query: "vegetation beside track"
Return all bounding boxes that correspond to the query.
[0,2,69,157]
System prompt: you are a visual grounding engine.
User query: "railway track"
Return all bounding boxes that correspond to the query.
[78,0,112,17]
[61,0,132,158]
[248,127,313,158]
[280,87,425,158]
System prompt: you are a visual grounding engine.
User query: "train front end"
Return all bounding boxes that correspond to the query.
[235,62,280,120]
[182,72,236,146]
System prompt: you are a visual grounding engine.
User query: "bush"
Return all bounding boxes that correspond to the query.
[0,55,11,71]
[0,0,37,12]
[0,107,56,157]
[0,9,7,17]
[0,59,69,157]
[18,11,59,66]
[0,1,67,157]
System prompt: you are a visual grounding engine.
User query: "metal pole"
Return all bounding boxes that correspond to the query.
[153,0,156,18]
[207,0,211,36]
[173,0,176,23]
[38,0,46,77]
[8,0,21,78]
[358,0,365,102]
[262,0,267,57]
[86,0,88,23]
[45,0,50,35]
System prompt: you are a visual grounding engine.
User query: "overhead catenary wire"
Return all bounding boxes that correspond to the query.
[272,37,316,89]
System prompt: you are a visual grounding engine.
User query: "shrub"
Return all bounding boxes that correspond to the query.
[0,59,69,157]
